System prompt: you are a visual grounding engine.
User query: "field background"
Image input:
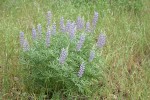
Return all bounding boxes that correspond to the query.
[0,0,150,99]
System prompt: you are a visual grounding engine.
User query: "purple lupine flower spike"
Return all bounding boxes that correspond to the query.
[60,17,65,33]
[81,18,85,30]
[76,34,85,51]
[65,20,71,32]
[46,26,51,47]
[47,11,52,26]
[59,48,68,64]
[69,22,76,40]
[20,32,24,47]
[32,27,37,40]
[85,21,91,33]
[97,33,106,48]
[89,50,95,62]
[78,62,85,77]
[76,16,84,31]
[23,39,29,51]
[76,16,80,30]
[92,11,99,29]
[37,24,42,38]
[52,22,56,35]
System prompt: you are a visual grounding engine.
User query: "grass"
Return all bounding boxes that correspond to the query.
[0,0,150,99]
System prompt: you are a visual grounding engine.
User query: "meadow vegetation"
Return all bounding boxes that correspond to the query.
[0,0,150,99]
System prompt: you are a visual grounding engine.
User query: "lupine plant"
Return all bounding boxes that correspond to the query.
[20,31,24,47]
[97,33,106,48]
[46,26,51,47]
[76,34,86,51]
[32,27,37,40]
[85,21,91,33]
[76,16,84,31]
[59,48,68,64]
[20,11,106,98]
[51,22,56,35]
[47,11,52,27]
[89,50,95,62]
[37,24,42,38]
[69,22,76,40]
[78,62,85,78]
[92,11,99,29]
[60,17,65,33]
[65,20,71,33]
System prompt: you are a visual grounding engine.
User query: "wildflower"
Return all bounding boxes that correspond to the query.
[32,27,37,40]
[47,11,52,26]
[97,33,106,48]
[23,39,29,51]
[37,24,42,38]
[69,22,76,40]
[92,11,98,29]
[85,21,91,33]
[65,20,71,32]
[78,62,85,77]
[59,48,68,64]
[89,50,95,62]
[76,34,85,51]
[60,17,65,33]
[76,16,84,31]
[46,26,51,47]
[52,22,56,35]
[20,31,24,47]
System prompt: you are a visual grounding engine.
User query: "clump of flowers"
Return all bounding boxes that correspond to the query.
[20,11,106,98]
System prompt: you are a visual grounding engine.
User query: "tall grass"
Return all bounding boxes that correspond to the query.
[0,0,150,99]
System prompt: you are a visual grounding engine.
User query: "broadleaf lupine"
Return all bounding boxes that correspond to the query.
[69,22,76,40]
[23,39,29,51]
[59,48,68,64]
[92,12,98,29]
[37,24,42,39]
[60,17,65,33]
[97,33,106,48]
[76,16,84,31]
[20,31,24,47]
[47,11,52,26]
[85,21,91,33]
[32,27,37,40]
[89,50,95,62]
[52,22,56,35]
[65,20,71,33]
[76,34,86,51]
[78,62,85,77]
[46,26,51,47]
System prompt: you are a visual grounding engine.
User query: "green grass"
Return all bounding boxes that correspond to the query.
[0,0,150,99]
